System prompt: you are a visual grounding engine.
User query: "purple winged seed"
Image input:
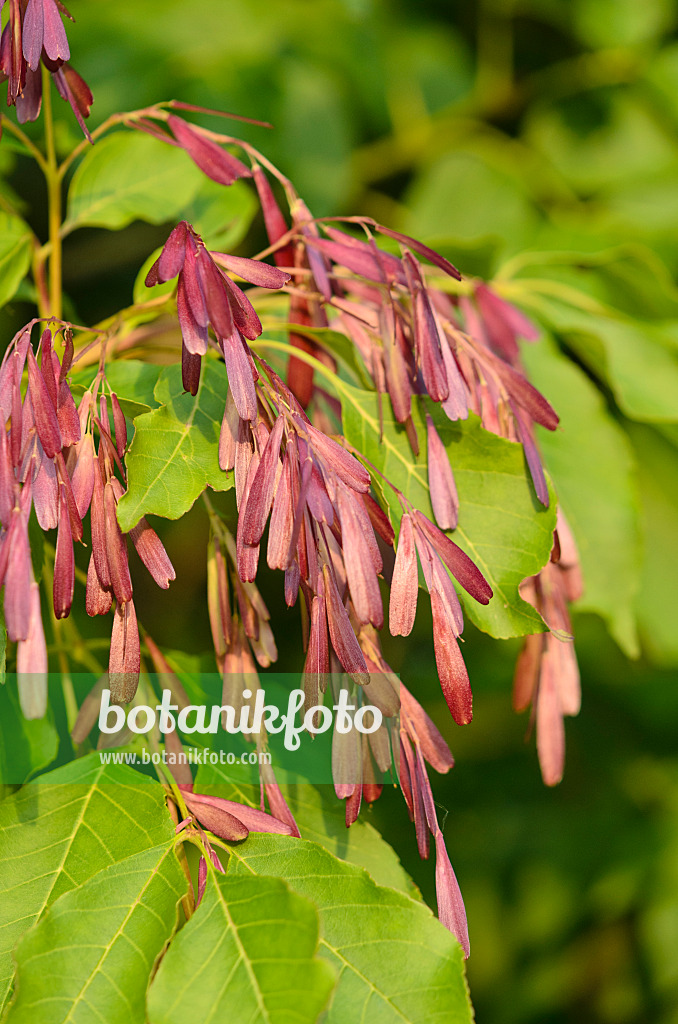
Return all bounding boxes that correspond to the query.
[196,247,234,340]
[90,457,111,589]
[157,221,188,282]
[430,589,473,726]
[40,330,58,410]
[536,649,565,786]
[414,742,438,834]
[85,551,112,616]
[167,115,252,187]
[322,563,369,685]
[261,763,302,837]
[426,414,458,531]
[475,284,519,361]
[219,390,239,472]
[349,487,382,572]
[181,240,209,328]
[0,428,13,529]
[402,738,429,858]
[414,511,493,604]
[109,598,140,704]
[221,330,257,422]
[23,0,69,70]
[435,830,470,957]
[399,732,414,818]
[400,684,454,773]
[510,400,549,507]
[110,393,127,458]
[252,165,295,270]
[325,226,406,283]
[337,485,383,629]
[0,353,17,424]
[129,518,176,589]
[211,253,290,290]
[413,527,463,635]
[182,792,249,841]
[267,449,294,570]
[4,513,32,641]
[16,582,48,719]
[181,341,202,396]
[223,276,262,342]
[53,483,74,619]
[103,481,133,604]
[56,373,81,447]
[497,361,559,430]
[332,715,362,798]
[440,338,469,422]
[284,558,300,607]
[382,326,412,424]
[52,65,92,140]
[413,286,449,403]
[240,414,285,546]
[55,451,83,542]
[389,514,418,636]
[306,424,370,492]
[376,225,462,281]
[32,448,58,531]
[181,790,294,836]
[27,347,62,458]
[177,273,209,356]
[144,256,161,288]
[305,236,384,282]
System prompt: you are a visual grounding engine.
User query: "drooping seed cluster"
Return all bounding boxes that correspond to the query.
[0,0,92,133]
[513,510,583,786]
[0,321,176,712]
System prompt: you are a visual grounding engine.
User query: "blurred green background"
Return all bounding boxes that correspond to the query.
[5,1,678,1021]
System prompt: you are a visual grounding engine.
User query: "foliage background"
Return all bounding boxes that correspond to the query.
[3,1,678,1021]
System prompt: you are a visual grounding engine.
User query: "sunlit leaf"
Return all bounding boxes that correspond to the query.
[6,844,184,1024]
[341,384,556,638]
[116,360,233,531]
[228,834,474,1024]
[147,874,335,1024]
[0,755,175,1010]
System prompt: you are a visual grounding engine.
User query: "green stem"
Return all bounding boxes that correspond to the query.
[41,66,62,319]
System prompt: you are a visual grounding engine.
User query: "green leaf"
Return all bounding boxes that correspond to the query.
[64,130,205,232]
[0,682,58,786]
[0,754,175,1009]
[195,765,417,897]
[147,873,335,1024]
[228,835,474,1024]
[521,334,641,657]
[341,384,556,638]
[628,424,678,666]
[0,213,32,310]
[70,360,163,418]
[116,360,233,532]
[6,844,184,1024]
[517,290,678,423]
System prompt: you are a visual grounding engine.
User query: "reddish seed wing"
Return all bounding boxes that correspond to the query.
[389,514,418,637]
[426,414,458,531]
[430,589,473,725]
